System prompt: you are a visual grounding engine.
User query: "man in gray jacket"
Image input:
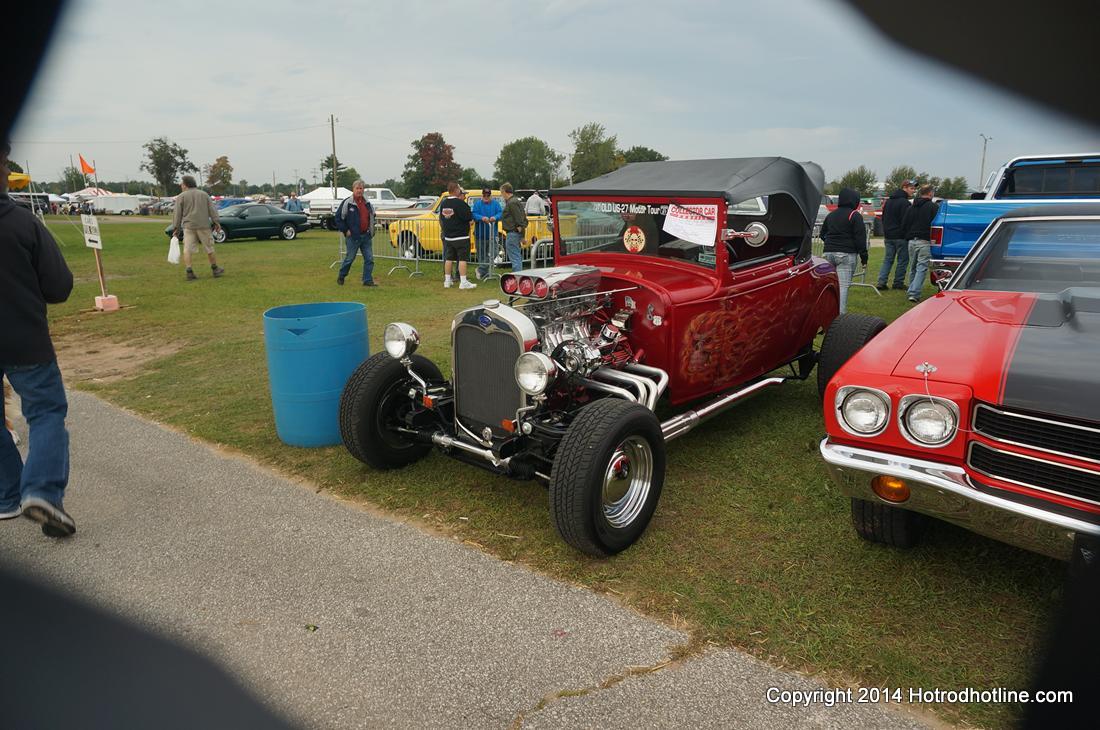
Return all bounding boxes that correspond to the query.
[172,175,224,281]
[0,139,77,536]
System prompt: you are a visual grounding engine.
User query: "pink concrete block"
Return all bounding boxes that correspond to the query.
[95,295,120,312]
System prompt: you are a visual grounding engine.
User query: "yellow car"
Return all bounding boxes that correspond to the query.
[388,190,562,259]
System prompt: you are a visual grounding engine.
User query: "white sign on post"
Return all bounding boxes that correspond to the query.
[661,203,719,247]
[81,214,102,250]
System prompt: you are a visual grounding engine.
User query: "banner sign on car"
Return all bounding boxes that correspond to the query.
[662,203,718,247]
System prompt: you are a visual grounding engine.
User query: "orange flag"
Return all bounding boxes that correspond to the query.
[78,154,95,175]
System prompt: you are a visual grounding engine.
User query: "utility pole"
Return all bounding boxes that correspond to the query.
[272,170,277,199]
[978,133,992,193]
[293,168,299,194]
[329,113,338,198]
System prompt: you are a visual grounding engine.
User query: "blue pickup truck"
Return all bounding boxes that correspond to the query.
[931,153,1100,259]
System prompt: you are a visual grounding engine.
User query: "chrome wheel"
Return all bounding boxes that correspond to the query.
[601,436,654,528]
[281,223,297,240]
[212,228,227,243]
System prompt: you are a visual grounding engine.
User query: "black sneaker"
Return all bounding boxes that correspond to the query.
[874,284,888,292]
[363,281,378,287]
[337,276,345,285]
[186,270,197,281]
[907,295,919,304]
[20,496,76,538]
[212,266,225,278]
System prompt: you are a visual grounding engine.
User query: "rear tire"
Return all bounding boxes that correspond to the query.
[851,498,924,548]
[339,353,442,469]
[212,228,228,244]
[549,399,665,557]
[397,232,422,259]
[817,313,887,401]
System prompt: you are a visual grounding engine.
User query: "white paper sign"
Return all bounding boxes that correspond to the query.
[81,214,102,250]
[661,204,718,247]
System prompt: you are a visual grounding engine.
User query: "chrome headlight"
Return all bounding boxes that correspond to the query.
[836,386,890,436]
[900,395,959,446]
[515,352,558,396]
[383,322,419,359]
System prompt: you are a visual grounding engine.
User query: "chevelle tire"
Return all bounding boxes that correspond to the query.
[851,498,924,548]
[550,398,666,557]
[817,313,887,400]
[280,223,297,240]
[339,352,442,469]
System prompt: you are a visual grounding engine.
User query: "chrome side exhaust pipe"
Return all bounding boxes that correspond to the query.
[661,377,786,441]
[623,363,669,403]
[591,369,657,409]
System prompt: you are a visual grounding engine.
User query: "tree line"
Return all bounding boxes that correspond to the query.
[35,126,972,200]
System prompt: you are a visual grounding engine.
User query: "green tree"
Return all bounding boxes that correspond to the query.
[620,145,668,164]
[319,154,359,188]
[836,165,878,197]
[493,136,564,189]
[59,165,85,192]
[7,160,23,173]
[203,155,233,195]
[460,167,490,191]
[568,122,621,183]
[401,132,463,197]
[936,176,970,199]
[884,165,918,194]
[140,137,197,195]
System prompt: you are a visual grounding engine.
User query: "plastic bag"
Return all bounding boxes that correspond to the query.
[168,235,181,265]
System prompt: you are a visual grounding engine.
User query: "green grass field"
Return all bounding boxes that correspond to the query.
[43,216,1062,728]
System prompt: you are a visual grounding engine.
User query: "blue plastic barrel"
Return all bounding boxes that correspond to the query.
[262,302,369,447]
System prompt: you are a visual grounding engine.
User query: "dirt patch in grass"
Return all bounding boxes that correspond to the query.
[54,336,182,384]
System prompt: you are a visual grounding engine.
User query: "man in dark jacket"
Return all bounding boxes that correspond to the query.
[0,139,77,536]
[819,187,868,313]
[876,180,915,290]
[902,184,939,303]
[438,182,476,289]
[499,183,527,273]
[334,179,377,286]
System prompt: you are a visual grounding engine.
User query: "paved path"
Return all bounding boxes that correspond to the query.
[0,392,930,729]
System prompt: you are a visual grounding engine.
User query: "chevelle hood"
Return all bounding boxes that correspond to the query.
[867,290,1100,423]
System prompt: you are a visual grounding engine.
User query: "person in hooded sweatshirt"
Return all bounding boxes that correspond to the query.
[0,139,77,537]
[819,187,868,314]
[877,179,915,290]
[902,184,939,303]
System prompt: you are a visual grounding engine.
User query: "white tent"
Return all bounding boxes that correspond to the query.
[301,186,352,201]
[70,186,114,198]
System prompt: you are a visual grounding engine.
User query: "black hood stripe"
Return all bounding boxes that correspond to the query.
[1001,290,1100,423]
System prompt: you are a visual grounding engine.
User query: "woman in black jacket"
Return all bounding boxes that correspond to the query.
[818,187,868,313]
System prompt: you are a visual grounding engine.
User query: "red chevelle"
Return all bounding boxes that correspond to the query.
[819,204,1100,559]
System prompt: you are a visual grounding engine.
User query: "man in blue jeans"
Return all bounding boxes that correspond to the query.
[470,187,502,280]
[877,179,914,290]
[902,184,939,303]
[0,139,77,537]
[334,179,378,287]
[499,183,527,273]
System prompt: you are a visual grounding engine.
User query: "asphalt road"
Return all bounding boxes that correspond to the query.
[0,391,930,729]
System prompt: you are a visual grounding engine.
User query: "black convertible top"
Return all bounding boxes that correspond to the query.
[552,157,826,226]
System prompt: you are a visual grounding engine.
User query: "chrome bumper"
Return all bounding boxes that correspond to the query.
[819,438,1100,560]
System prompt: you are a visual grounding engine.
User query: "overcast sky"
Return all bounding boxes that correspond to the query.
[12,0,1098,190]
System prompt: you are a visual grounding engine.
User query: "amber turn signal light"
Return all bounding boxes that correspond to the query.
[871,475,910,503]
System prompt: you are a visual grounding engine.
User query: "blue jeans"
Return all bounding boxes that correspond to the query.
[907,239,931,299]
[474,235,493,278]
[0,360,70,511]
[505,232,524,273]
[823,251,856,314]
[877,238,909,288]
[338,233,375,283]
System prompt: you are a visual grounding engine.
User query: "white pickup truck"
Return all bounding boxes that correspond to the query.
[308,187,414,229]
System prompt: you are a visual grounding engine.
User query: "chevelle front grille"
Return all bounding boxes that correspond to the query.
[974,404,1100,463]
[453,325,522,438]
[969,442,1100,507]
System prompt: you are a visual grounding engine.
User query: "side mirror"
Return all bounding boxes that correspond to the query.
[969,192,984,200]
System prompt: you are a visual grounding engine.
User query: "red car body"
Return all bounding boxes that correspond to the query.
[820,205,1100,559]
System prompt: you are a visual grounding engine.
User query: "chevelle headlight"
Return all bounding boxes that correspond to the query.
[515,352,558,396]
[900,395,958,446]
[383,322,419,359]
[836,387,890,436]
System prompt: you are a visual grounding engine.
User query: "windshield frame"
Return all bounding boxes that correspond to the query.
[949,214,1100,293]
[552,194,730,272]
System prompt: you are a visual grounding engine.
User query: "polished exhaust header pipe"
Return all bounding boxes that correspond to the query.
[661,377,786,441]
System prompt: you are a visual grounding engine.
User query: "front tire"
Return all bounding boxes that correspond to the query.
[280,223,297,240]
[549,399,666,557]
[851,498,924,548]
[817,313,887,400]
[339,353,442,469]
